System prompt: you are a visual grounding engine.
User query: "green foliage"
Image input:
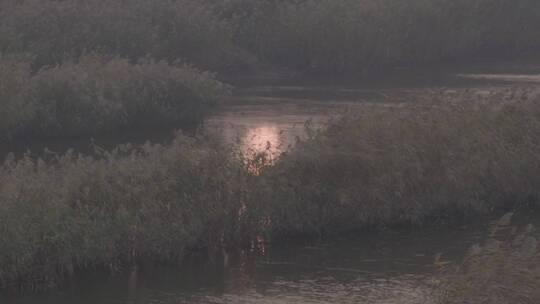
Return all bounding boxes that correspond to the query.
[0,55,229,141]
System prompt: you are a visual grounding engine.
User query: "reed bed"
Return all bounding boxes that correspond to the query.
[253,89,540,237]
[0,135,250,290]
[0,54,229,142]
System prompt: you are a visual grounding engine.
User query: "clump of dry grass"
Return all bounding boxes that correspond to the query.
[0,134,250,291]
[254,89,540,237]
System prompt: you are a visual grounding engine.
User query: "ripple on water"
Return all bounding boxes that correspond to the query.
[176,274,435,304]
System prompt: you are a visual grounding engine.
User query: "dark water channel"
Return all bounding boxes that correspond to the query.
[2,61,540,303]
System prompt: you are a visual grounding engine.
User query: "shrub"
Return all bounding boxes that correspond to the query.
[0,55,230,141]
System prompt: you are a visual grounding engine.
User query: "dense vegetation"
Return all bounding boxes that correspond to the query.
[0,0,246,70]
[0,136,250,290]
[222,0,540,71]
[1,90,540,290]
[254,89,540,237]
[0,54,228,142]
[1,0,539,72]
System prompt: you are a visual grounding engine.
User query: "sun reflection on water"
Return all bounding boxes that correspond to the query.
[241,125,286,160]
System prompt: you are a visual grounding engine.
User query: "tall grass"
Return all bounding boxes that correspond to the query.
[0,55,229,141]
[0,135,250,290]
[253,90,540,237]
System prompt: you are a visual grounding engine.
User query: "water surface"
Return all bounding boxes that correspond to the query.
[5,224,487,304]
